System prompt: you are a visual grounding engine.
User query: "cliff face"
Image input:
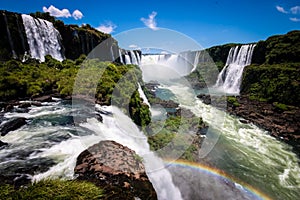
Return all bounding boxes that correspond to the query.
[75,140,157,200]
[240,31,300,106]
[0,10,29,60]
[0,10,140,63]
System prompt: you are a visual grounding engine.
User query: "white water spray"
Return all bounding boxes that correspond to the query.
[21,14,65,62]
[215,44,256,94]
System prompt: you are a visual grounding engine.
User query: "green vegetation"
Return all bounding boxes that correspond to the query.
[239,31,300,107]
[252,30,300,64]
[0,56,85,100]
[133,154,144,162]
[147,115,204,161]
[273,102,289,112]
[241,63,300,106]
[0,56,151,127]
[0,179,103,200]
[227,96,240,107]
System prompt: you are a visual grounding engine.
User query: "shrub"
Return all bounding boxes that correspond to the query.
[0,179,103,199]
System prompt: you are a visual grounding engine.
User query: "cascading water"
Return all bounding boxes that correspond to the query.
[137,50,299,199]
[0,98,182,199]
[191,51,201,72]
[110,46,115,61]
[119,49,124,64]
[215,44,256,94]
[124,53,131,64]
[137,83,151,107]
[21,14,65,62]
[129,50,138,65]
[28,104,182,200]
[140,54,193,78]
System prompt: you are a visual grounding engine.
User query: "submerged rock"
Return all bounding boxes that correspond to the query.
[0,117,27,136]
[75,140,157,200]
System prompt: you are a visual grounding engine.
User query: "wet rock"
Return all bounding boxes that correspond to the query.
[0,117,27,136]
[18,102,31,108]
[33,95,53,102]
[0,140,8,148]
[75,140,157,200]
[197,94,211,105]
[95,113,103,122]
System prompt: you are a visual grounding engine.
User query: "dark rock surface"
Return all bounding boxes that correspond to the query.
[74,140,157,200]
[33,95,53,102]
[0,117,26,136]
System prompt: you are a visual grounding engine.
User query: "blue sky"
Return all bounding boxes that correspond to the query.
[0,0,299,48]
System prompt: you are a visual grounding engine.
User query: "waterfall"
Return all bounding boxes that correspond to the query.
[30,104,182,200]
[140,54,193,78]
[110,46,115,61]
[124,53,131,64]
[21,14,65,62]
[215,44,256,94]
[191,51,201,72]
[119,49,124,64]
[137,83,151,107]
[134,51,141,64]
[130,50,138,65]
[3,13,17,59]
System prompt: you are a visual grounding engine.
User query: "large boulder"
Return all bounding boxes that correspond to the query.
[74,140,157,200]
[0,117,26,136]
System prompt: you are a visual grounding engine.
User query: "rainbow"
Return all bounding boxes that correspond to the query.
[164,159,272,200]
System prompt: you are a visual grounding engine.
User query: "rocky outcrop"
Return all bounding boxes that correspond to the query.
[0,117,27,136]
[74,140,157,200]
[226,95,300,155]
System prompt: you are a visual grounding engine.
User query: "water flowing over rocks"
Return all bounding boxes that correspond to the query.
[74,140,157,200]
[197,94,300,155]
[227,95,300,155]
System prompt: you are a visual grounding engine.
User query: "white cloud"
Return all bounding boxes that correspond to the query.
[96,22,117,34]
[141,11,159,30]
[129,44,138,48]
[43,5,71,18]
[291,6,300,14]
[276,5,288,14]
[290,17,300,22]
[72,10,83,20]
[43,5,83,20]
